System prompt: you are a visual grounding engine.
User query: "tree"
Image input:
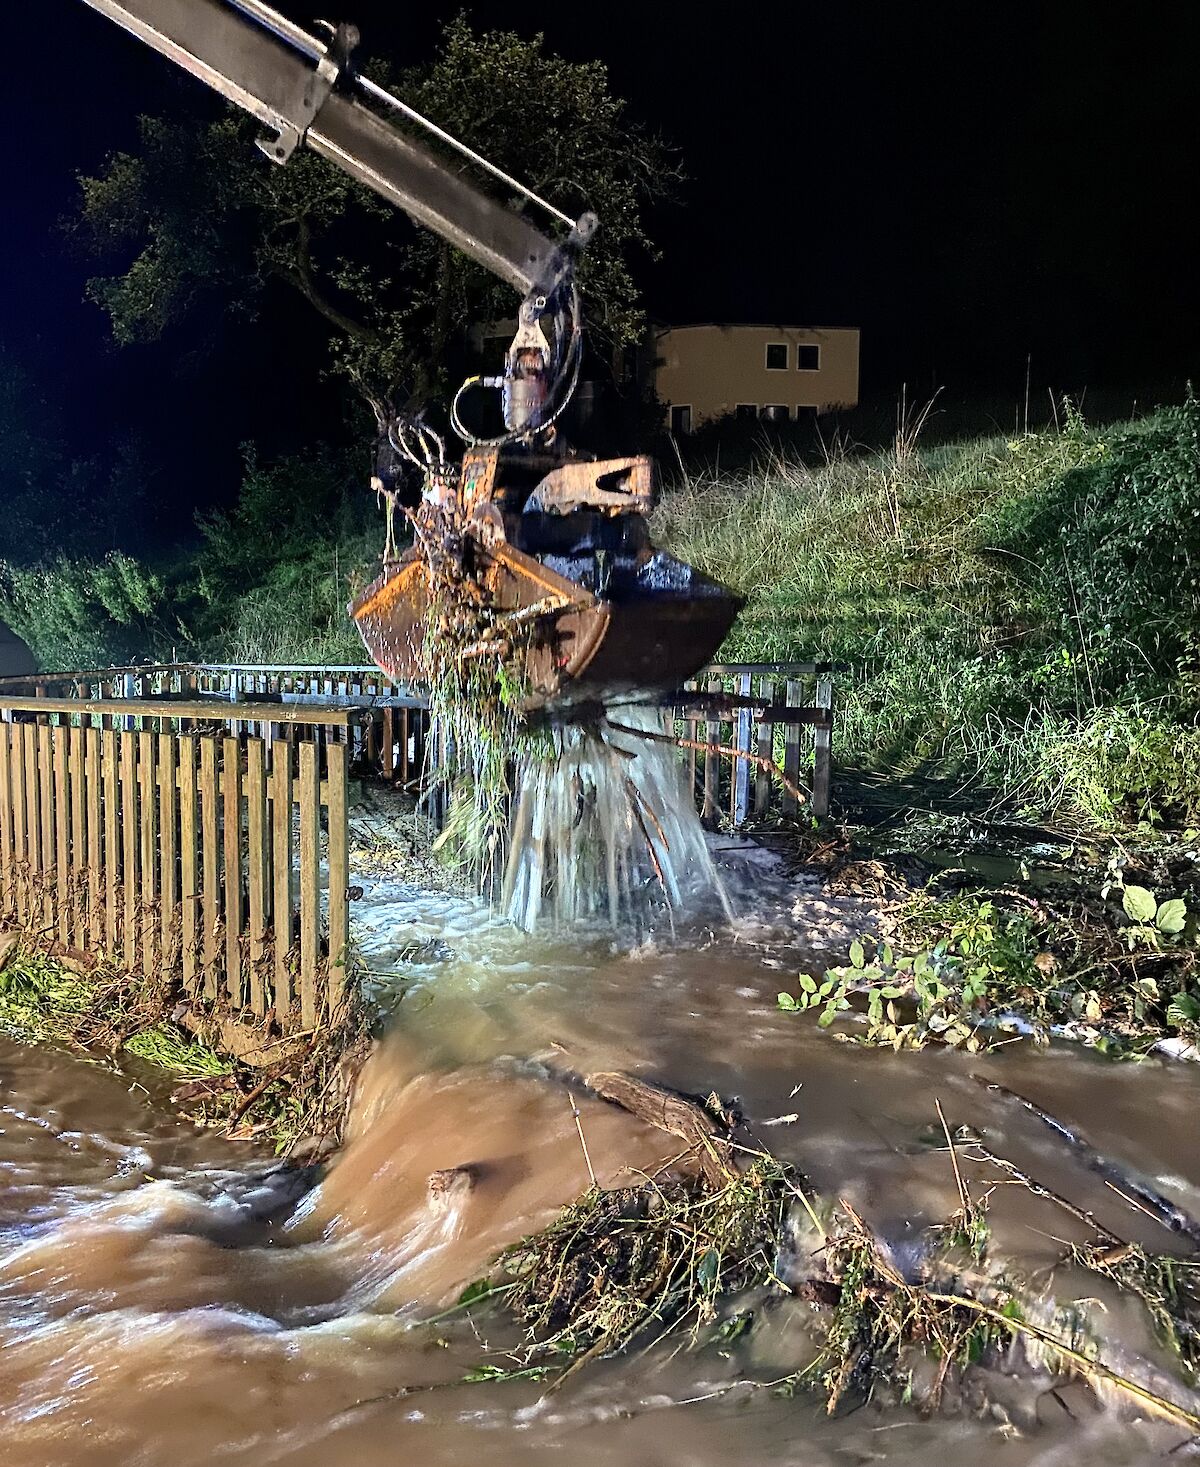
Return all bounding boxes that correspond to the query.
[75,17,678,421]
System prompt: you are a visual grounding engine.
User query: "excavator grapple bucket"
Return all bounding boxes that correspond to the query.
[350,450,743,710]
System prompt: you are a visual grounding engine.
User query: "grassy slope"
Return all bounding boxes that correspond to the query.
[654,402,1200,827]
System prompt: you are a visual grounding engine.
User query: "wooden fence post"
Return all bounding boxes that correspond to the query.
[158,733,178,972]
[178,737,199,995]
[326,740,350,1020]
[22,724,38,931]
[38,724,54,934]
[0,726,12,921]
[120,731,139,968]
[271,743,294,1028]
[103,729,119,957]
[53,727,70,946]
[245,738,268,1017]
[298,741,320,1030]
[138,731,158,978]
[200,737,220,998]
[223,736,243,1007]
[69,726,86,949]
[10,728,27,916]
[85,729,102,951]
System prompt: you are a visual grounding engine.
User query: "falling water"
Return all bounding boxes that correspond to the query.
[500,703,730,931]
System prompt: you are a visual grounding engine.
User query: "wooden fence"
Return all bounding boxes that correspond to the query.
[0,695,352,1035]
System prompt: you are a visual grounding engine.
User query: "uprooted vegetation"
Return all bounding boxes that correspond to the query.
[435,1071,1200,1434]
[778,831,1200,1058]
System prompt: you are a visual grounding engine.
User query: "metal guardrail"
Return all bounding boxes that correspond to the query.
[0,658,836,820]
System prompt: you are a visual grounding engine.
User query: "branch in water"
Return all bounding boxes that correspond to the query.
[606,720,810,809]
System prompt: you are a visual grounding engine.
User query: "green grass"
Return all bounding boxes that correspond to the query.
[654,399,1200,827]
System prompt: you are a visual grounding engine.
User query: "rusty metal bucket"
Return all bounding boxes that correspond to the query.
[349,450,743,710]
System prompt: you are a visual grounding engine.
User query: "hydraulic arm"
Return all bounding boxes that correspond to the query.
[79,0,597,437]
[78,0,744,708]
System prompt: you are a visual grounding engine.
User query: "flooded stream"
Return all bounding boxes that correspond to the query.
[4,855,1200,1464]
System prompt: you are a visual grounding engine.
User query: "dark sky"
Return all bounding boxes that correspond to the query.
[3,0,1196,518]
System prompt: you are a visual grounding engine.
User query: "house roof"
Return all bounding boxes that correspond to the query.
[654,322,859,336]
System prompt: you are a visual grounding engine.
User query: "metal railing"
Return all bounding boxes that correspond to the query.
[0,657,836,820]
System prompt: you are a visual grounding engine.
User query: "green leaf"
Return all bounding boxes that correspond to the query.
[798,973,818,994]
[849,939,865,969]
[1156,898,1187,935]
[697,1247,721,1289]
[457,1279,495,1307]
[777,992,799,1011]
[1123,885,1158,923]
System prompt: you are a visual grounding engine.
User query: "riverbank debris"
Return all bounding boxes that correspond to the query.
[0,933,370,1154]
[777,845,1200,1057]
[447,1067,1200,1436]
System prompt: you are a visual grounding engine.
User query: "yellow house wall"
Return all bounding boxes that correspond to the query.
[655,325,860,421]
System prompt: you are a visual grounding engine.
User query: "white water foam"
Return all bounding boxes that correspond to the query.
[500,705,731,932]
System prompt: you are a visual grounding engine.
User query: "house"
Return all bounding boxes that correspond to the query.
[654,324,860,434]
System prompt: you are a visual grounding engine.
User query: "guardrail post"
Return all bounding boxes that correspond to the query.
[782,680,802,817]
[732,672,752,826]
[813,674,833,818]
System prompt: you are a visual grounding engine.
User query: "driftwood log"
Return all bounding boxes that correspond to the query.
[584,1070,736,1187]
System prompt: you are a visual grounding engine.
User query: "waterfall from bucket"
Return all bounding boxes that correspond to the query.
[500,704,729,931]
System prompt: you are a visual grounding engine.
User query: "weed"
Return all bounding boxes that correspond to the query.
[779,870,1198,1056]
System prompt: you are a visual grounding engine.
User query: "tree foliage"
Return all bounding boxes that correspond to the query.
[74,17,677,414]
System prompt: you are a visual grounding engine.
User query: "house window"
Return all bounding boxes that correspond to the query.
[797,344,820,371]
[765,343,788,370]
[735,403,758,420]
[669,403,693,435]
[761,405,789,422]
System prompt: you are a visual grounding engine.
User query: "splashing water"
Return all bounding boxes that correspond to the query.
[500,703,730,931]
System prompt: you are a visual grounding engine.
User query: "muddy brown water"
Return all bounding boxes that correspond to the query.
[3,862,1200,1465]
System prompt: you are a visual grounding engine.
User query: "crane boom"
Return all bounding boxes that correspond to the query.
[78,0,595,297]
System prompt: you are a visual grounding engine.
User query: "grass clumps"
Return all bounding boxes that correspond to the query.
[0,933,367,1154]
[0,943,92,1042]
[655,397,1200,829]
[122,1022,232,1076]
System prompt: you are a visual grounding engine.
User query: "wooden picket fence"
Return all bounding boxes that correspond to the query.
[0,695,352,1035]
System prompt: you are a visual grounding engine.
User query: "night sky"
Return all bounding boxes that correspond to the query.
[4,1,1196,521]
